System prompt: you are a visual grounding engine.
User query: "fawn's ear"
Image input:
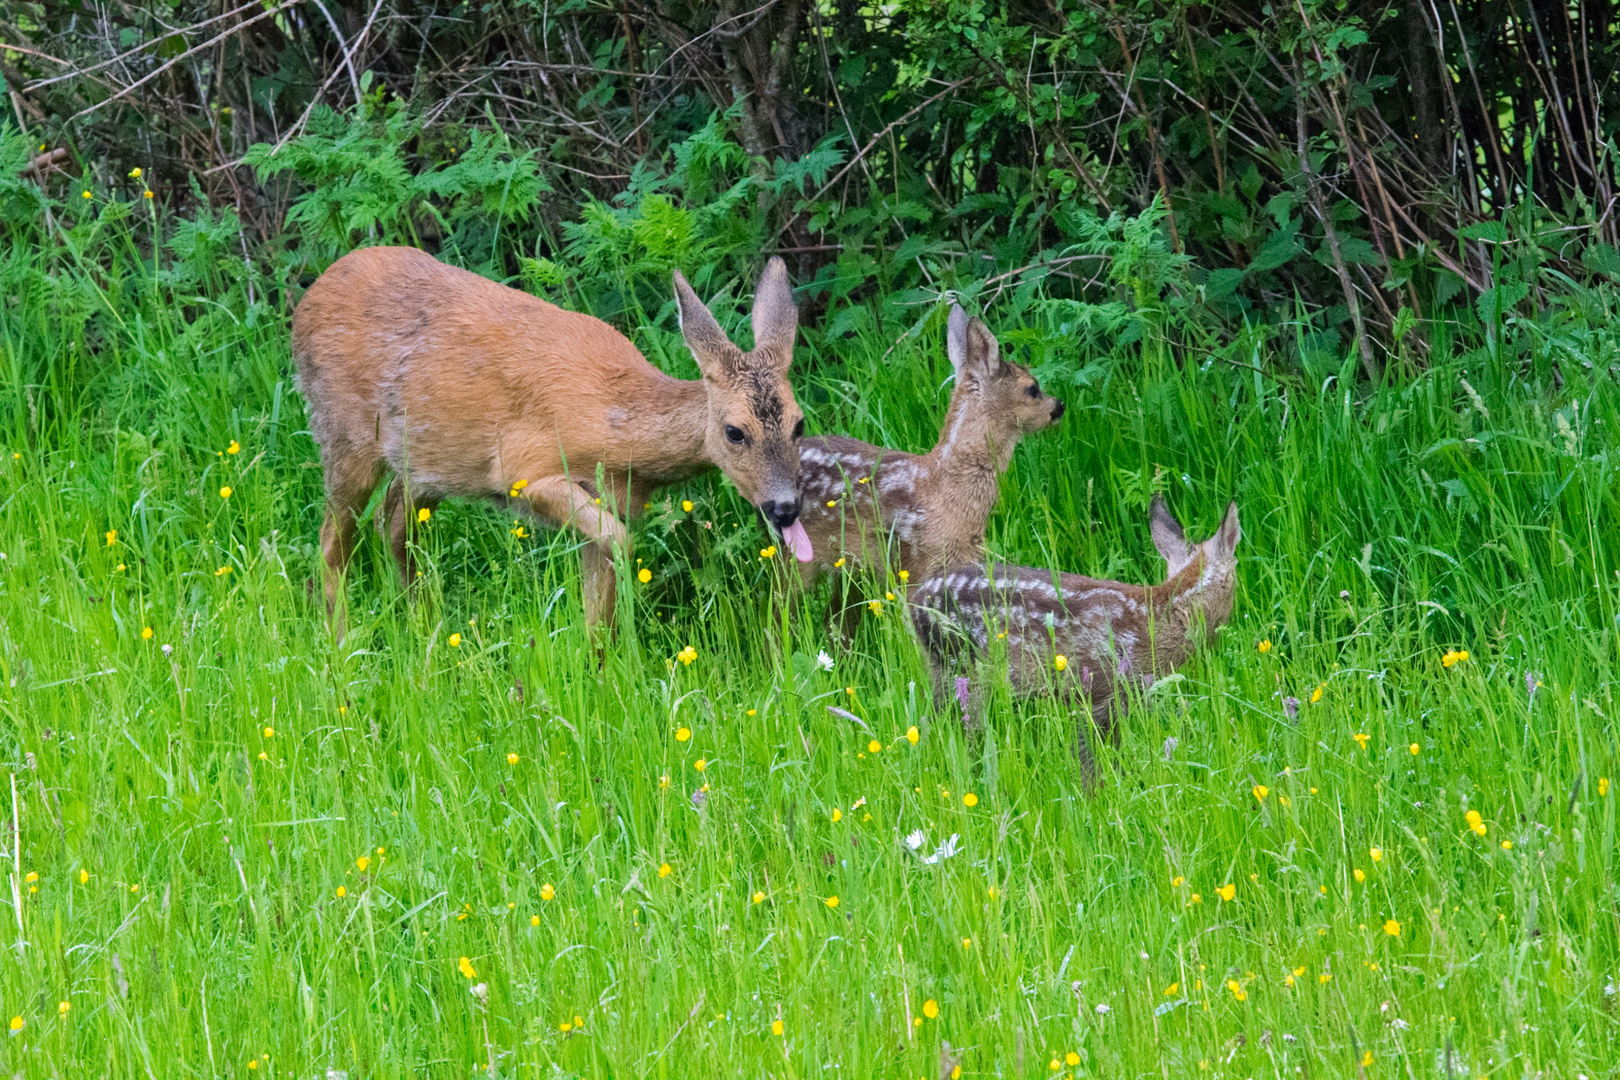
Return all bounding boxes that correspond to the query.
[749,256,798,370]
[1150,495,1197,576]
[1210,501,1242,561]
[946,304,970,377]
[960,316,1000,379]
[674,268,735,380]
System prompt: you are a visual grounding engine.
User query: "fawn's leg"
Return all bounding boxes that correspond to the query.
[318,449,381,644]
[526,475,631,637]
[382,477,438,592]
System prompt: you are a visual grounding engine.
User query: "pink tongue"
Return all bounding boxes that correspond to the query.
[783,519,814,562]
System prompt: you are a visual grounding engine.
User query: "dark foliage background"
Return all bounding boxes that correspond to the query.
[7,0,1620,380]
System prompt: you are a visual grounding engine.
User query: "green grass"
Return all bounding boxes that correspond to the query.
[0,214,1617,1078]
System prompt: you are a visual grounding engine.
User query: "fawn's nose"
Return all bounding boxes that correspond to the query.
[761,499,801,529]
[1050,399,1066,422]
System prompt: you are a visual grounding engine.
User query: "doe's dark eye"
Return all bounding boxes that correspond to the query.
[724,425,747,444]
[791,418,805,440]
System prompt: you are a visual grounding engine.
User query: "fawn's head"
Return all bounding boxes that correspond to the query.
[944,305,1066,445]
[673,257,806,534]
[1150,495,1242,625]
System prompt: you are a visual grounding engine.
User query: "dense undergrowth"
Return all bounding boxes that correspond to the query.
[0,118,1617,1076]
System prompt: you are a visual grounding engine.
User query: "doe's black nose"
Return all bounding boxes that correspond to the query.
[1050,399,1066,421]
[761,499,801,529]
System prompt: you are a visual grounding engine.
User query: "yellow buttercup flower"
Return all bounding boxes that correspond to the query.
[1383,919,1400,936]
[677,645,697,665]
[759,545,777,559]
[906,725,919,745]
[833,557,845,568]
[1409,742,1420,755]
[78,869,88,884]
[898,570,909,581]
[105,529,117,546]
[356,856,370,872]
[458,956,476,979]
[1216,883,1235,902]
[1441,649,1469,668]
[693,758,706,772]
[219,486,232,499]
[1257,639,1272,654]
[142,626,153,640]
[1310,684,1323,703]
[963,793,978,807]
[867,739,881,754]
[8,1017,20,1031]
[1599,777,1609,796]
[752,891,765,904]
[1252,785,1268,801]
[507,752,519,765]
[448,633,461,647]
[1354,868,1366,882]
[675,727,691,742]
[831,808,842,823]
[681,499,693,512]
[1352,732,1369,751]
[1370,847,1383,862]
[128,167,142,179]
[541,883,555,901]
[658,863,672,879]
[1500,840,1512,850]
[334,885,346,898]
[638,567,652,583]
[417,507,431,523]
[226,440,239,454]
[1054,654,1068,672]
[1164,982,1179,996]
[824,895,839,908]
[262,726,274,738]
[922,999,939,1019]
[771,1019,783,1036]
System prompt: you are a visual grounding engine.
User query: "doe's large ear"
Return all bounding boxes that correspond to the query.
[673,268,734,379]
[946,304,969,378]
[1149,494,1197,576]
[749,256,798,368]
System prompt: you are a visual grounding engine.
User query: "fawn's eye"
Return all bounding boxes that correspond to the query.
[724,425,747,444]
[1025,382,1040,399]
[791,418,805,440]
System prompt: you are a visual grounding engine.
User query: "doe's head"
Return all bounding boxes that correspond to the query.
[1150,495,1242,624]
[673,257,805,531]
[946,304,1066,436]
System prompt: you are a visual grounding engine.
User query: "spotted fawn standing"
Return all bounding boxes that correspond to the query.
[292,247,813,641]
[790,305,1064,616]
[910,496,1240,779]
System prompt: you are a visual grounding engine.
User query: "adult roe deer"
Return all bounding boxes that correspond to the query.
[291,247,813,640]
[910,497,1240,780]
[790,304,1063,624]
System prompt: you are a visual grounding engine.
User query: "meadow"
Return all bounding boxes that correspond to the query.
[1,181,1618,1079]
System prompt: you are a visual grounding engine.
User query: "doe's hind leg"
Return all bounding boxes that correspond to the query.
[317,448,382,644]
[381,477,438,592]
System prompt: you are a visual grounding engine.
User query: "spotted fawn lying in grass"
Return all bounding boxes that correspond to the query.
[910,496,1240,780]
[790,305,1064,629]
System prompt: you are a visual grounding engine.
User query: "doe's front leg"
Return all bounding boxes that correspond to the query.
[526,475,631,642]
